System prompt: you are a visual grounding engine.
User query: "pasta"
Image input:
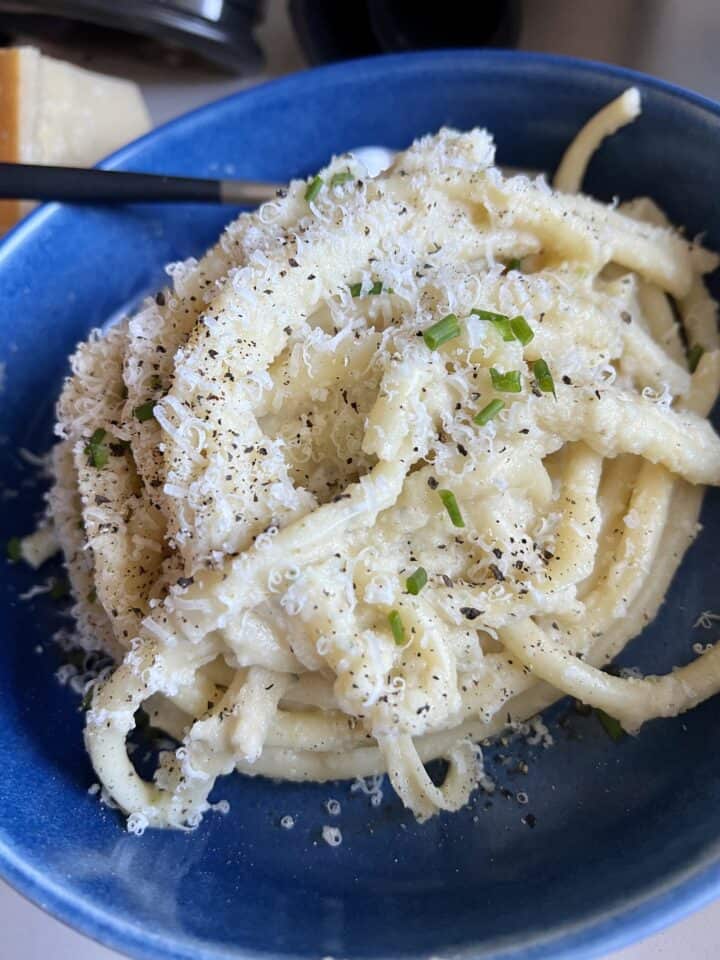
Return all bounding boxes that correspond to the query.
[47,89,720,830]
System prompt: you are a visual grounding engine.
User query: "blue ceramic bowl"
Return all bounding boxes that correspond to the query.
[2,50,720,960]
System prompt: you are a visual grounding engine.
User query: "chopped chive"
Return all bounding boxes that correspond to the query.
[532,358,556,396]
[6,536,22,563]
[406,567,428,595]
[84,428,108,469]
[423,313,461,350]
[506,258,522,271]
[50,577,70,601]
[473,307,533,345]
[596,708,624,742]
[133,401,155,423]
[688,343,704,373]
[473,398,505,426]
[304,175,323,204]
[471,308,509,323]
[87,586,97,604]
[472,308,514,342]
[491,318,515,341]
[349,279,389,297]
[330,171,353,188]
[438,489,465,528]
[150,374,163,391]
[388,609,406,645]
[510,315,534,346]
[80,687,94,711]
[489,367,522,393]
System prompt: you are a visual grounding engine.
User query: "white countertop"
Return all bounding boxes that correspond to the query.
[5,0,720,957]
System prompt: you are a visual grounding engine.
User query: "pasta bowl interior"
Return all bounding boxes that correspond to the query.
[3,51,720,960]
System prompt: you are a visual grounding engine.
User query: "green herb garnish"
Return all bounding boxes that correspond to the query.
[423,313,461,350]
[506,258,522,271]
[6,537,22,563]
[49,577,70,601]
[596,708,624,742]
[438,489,465,528]
[87,587,97,604]
[150,374,163,391]
[510,315,534,346]
[349,279,389,297]
[472,308,514,342]
[388,610,406,645]
[532,358,556,396]
[330,171,354,188]
[305,175,323,204]
[688,344,704,374]
[473,398,505,426]
[406,567,428,595]
[133,401,155,423]
[489,368,522,393]
[84,428,108,469]
[80,687,94,711]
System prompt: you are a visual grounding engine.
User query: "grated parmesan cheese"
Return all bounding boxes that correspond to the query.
[321,825,342,847]
[40,105,720,830]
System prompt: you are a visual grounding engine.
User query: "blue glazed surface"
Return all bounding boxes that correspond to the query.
[2,50,720,960]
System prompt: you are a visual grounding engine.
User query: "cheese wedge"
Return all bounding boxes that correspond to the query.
[0,46,151,232]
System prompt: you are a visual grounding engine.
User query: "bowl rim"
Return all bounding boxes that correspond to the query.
[3,46,720,960]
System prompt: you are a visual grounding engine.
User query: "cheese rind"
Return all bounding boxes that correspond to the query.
[0,46,151,232]
[0,48,22,231]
